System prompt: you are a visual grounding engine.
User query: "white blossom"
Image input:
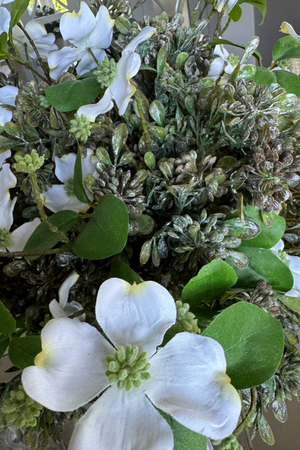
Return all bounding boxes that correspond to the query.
[0,86,18,126]
[77,26,156,120]
[23,278,241,450]
[280,22,300,40]
[49,272,85,321]
[12,21,58,60]
[215,0,239,15]
[271,240,300,297]
[47,2,115,80]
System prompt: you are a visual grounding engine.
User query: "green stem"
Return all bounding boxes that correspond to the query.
[87,48,99,65]
[134,88,152,153]
[0,245,71,258]
[28,172,71,246]
[234,388,258,437]
[221,17,232,35]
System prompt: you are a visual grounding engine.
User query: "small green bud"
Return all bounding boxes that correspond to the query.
[70,114,92,143]
[0,228,12,248]
[227,54,240,68]
[176,301,200,334]
[116,346,126,363]
[95,56,117,87]
[1,385,42,429]
[64,178,75,197]
[39,95,51,108]
[109,361,120,372]
[13,150,44,173]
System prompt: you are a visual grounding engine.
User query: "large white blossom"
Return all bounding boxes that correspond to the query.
[49,272,85,321]
[0,150,40,252]
[47,2,115,80]
[42,148,99,213]
[0,86,18,126]
[77,26,156,120]
[271,240,300,297]
[12,21,58,60]
[22,278,241,450]
[208,45,237,80]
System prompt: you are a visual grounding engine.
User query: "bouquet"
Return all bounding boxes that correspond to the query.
[1,0,300,449]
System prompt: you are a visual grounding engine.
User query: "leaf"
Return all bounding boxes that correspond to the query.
[9,336,42,369]
[274,70,300,97]
[238,0,267,24]
[276,294,300,313]
[0,335,9,359]
[252,67,277,85]
[0,135,19,150]
[232,206,286,248]
[0,300,16,335]
[10,0,30,29]
[109,259,143,285]
[203,302,285,389]
[45,78,101,112]
[23,210,80,259]
[272,36,300,62]
[208,39,262,61]
[229,4,242,22]
[74,147,90,203]
[240,36,260,65]
[227,247,293,292]
[72,195,129,260]
[140,64,157,72]
[181,260,238,308]
[0,32,9,60]
[159,411,207,450]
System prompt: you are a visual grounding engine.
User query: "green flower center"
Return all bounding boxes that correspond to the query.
[95,56,117,88]
[0,228,12,248]
[64,178,75,197]
[278,250,290,266]
[227,54,240,68]
[106,345,151,391]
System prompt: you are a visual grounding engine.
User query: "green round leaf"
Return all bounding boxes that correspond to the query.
[272,36,300,62]
[0,300,16,335]
[203,302,285,389]
[9,336,42,370]
[182,260,238,308]
[252,67,277,86]
[274,70,300,97]
[72,195,129,260]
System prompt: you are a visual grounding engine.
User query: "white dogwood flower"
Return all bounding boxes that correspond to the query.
[12,21,58,59]
[77,26,156,120]
[208,45,241,80]
[22,278,241,450]
[271,240,300,297]
[42,148,98,213]
[49,272,85,321]
[0,151,40,252]
[47,2,115,80]
[216,0,239,15]
[0,86,18,126]
[280,22,300,40]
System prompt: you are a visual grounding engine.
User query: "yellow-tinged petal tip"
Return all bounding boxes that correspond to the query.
[280,22,289,34]
[34,346,51,368]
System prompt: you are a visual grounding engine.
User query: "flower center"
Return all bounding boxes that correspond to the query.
[106,345,151,391]
[0,228,12,248]
[64,178,75,197]
[227,54,240,68]
[95,56,117,88]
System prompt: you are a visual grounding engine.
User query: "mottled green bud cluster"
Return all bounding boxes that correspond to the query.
[278,250,290,266]
[227,54,240,68]
[106,345,151,391]
[13,150,44,173]
[95,56,117,87]
[38,95,50,109]
[176,301,200,334]
[69,114,92,143]
[0,228,11,248]
[1,386,42,428]
[64,178,75,197]
[213,435,243,450]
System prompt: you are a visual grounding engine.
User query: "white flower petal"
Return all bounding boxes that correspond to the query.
[22,318,114,411]
[0,197,16,230]
[271,239,284,255]
[48,46,84,80]
[146,333,241,440]
[59,271,80,308]
[54,152,76,183]
[0,163,17,202]
[76,51,98,76]
[111,52,141,115]
[96,279,176,355]
[207,438,214,450]
[216,0,238,14]
[88,5,115,50]
[82,148,99,179]
[77,87,113,122]
[287,254,300,275]
[0,149,11,168]
[0,64,11,76]
[208,58,225,79]
[43,184,90,213]
[124,27,156,53]
[49,299,68,318]
[0,106,12,125]
[285,289,300,297]
[69,385,173,450]
[0,85,18,107]
[60,1,95,46]
[280,22,300,40]
[24,21,57,58]
[7,218,41,252]
[0,7,10,34]
[64,301,86,321]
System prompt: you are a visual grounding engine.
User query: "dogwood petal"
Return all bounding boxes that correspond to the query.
[48,46,85,80]
[43,184,90,213]
[111,52,141,115]
[124,27,156,53]
[146,333,241,440]
[271,239,284,254]
[208,57,225,79]
[207,438,214,450]
[59,272,80,308]
[0,106,12,125]
[22,318,114,411]
[0,163,17,202]
[0,149,11,167]
[280,22,300,40]
[24,21,57,58]
[287,254,300,275]
[60,1,95,46]
[1,0,15,4]
[88,5,115,50]
[96,279,176,355]
[0,7,10,34]
[0,64,11,76]
[285,289,300,297]
[49,299,85,321]
[54,153,76,183]
[82,148,99,178]
[0,85,18,107]
[69,385,173,450]
[0,197,16,230]
[49,300,68,318]
[77,87,114,122]
[7,218,41,252]
[76,51,99,76]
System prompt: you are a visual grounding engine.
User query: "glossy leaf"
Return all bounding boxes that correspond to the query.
[109,259,143,285]
[252,67,277,86]
[272,36,300,62]
[74,147,90,203]
[274,70,300,97]
[0,32,9,60]
[10,0,30,29]
[0,301,16,335]
[9,336,42,370]
[203,302,285,389]
[23,210,80,259]
[45,78,101,112]
[238,0,267,24]
[228,247,293,292]
[240,36,260,65]
[160,411,207,450]
[229,4,242,22]
[182,259,238,308]
[72,195,128,259]
[208,39,262,61]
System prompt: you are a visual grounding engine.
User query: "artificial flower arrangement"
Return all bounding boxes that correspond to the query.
[1,0,300,449]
